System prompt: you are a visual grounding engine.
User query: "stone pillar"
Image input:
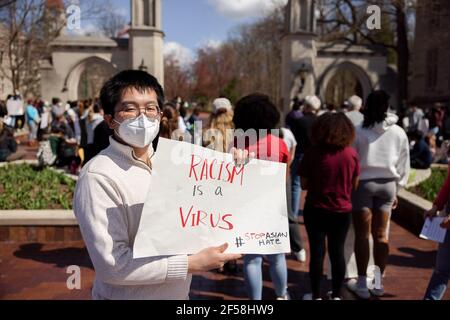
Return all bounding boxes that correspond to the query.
[281,0,318,117]
[129,0,164,85]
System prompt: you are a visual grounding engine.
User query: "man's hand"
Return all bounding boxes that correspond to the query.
[424,206,439,220]
[440,216,450,229]
[188,243,242,273]
[230,148,255,167]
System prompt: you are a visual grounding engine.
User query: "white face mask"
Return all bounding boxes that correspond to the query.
[114,114,160,148]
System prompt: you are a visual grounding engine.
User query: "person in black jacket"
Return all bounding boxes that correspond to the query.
[288,95,321,219]
[409,130,433,169]
[0,122,25,162]
[91,120,114,159]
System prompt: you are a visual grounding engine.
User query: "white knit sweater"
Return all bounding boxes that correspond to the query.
[354,113,410,188]
[73,137,191,300]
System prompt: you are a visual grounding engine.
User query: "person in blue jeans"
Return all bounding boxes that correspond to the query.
[243,254,288,300]
[424,168,450,300]
[233,94,290,300]
[290,153,303,216]
[424,230,450,300]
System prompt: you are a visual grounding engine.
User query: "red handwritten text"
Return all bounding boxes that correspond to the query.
[179,205,234,230]
[189,154,245,186]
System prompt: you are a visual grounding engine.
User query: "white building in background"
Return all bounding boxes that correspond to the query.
[281,0,396,115]
[0,23,14,100]
[40,0,164,102]
[410,0,450,108]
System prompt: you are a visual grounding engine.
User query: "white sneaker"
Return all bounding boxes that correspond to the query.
[369,286,385,297]
[294,249,307,262]
[276,291,291,300]
[303,293,322,300]
[326,291,342,300]
[367,277,385,297]
[346,278,371,299]
[303,293,313,300]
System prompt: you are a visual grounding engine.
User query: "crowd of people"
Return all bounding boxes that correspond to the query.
[1,70,449,301]
[403,103,450,169]
[196,90,449,300]
[285,92,449,300]
[0,93,193,173]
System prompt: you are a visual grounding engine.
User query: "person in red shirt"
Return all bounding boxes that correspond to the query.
[423,162,450,300]
[299,112,360,300]
[233,93,290,300]
[426,165,450,218]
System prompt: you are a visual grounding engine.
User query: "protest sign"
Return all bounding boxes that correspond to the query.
[133,138,290,258]
[6,99,24,116]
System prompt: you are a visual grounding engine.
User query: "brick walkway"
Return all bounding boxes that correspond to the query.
[1,219,448,300]
[18,144,39,160]
[15,132,39,160]
[1,132,448,300]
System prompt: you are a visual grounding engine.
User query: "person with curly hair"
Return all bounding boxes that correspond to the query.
[299,112,360,300]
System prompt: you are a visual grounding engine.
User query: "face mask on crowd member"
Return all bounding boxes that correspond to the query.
[109,88,162,148]
[113,113,160,148]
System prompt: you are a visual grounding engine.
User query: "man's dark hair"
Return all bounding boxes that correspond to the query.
[311,112,355,150]
[178,103,187,118]
[70,100,78,109]
[363,90,391,129]
[52,97,60,105]
[164,102,176,109]
[193,107,202,116]
[93,102,102,114]
[408,129,424,142]
[292,97,302,111]
[233,93,280,131]
[0,100,7,117]
[100,70,164,116]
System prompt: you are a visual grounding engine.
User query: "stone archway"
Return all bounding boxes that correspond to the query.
[64,56,117,101]
[324,69,363,108]
[317,61,372,107]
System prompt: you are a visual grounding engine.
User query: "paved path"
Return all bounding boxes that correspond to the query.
[1,219,448,300]
[1,130,448,300]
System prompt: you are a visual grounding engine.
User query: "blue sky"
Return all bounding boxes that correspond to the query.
[113,0,259,49]
[80,0,287,64]
[112,0,287,47]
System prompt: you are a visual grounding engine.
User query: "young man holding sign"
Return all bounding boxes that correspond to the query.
[73,70,241,300]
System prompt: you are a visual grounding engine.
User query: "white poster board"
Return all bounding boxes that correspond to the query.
[133,138,290,258]
[40,112,50,129]
[420,217,447,243]
[6,99,24,116]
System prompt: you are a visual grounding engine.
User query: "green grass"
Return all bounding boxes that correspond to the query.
[408,169,417,185]
[0,164,75,210]
[408,168,448,202]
